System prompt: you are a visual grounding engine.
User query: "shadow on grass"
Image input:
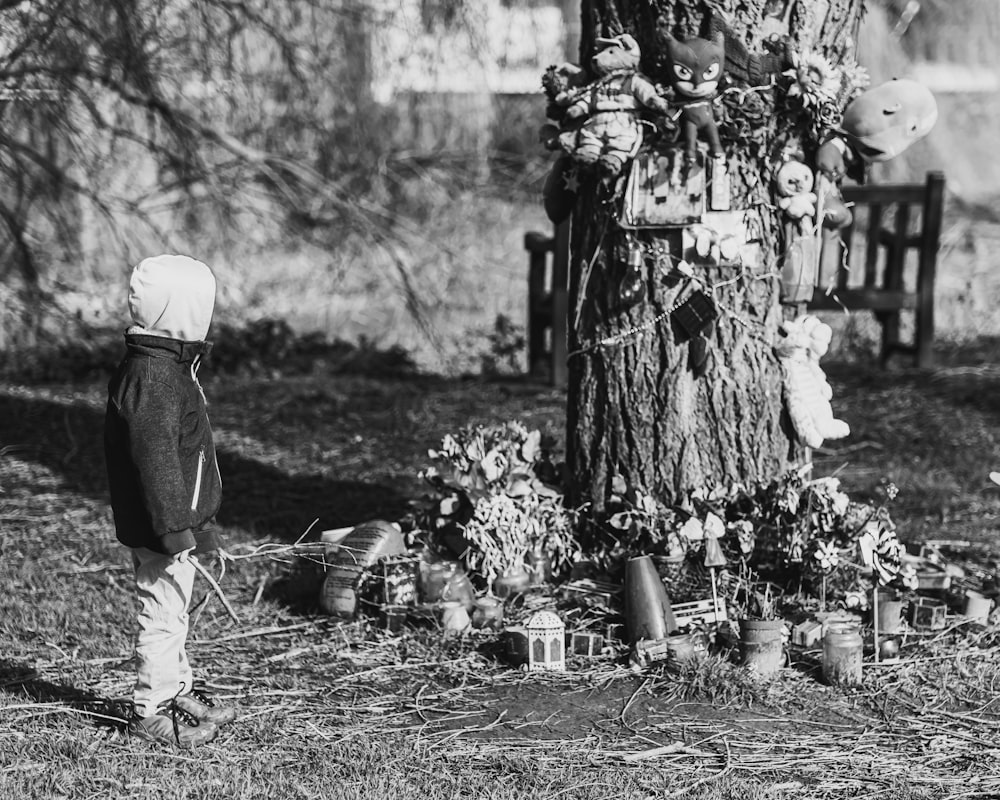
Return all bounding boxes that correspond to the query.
[0,393,408,541]
[0,658,131,730]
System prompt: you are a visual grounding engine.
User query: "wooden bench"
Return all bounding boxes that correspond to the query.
[524,221,570,386]
[524,171,945,385]
[809,170,945,368]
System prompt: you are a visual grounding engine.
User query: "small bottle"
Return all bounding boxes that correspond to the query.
[527,550,552,585]
[420,561,456,604]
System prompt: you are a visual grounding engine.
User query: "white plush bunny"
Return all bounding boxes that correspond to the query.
[775,315,850,449]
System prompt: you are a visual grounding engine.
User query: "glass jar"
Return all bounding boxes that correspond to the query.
[527,552,552,585]
[421,561,457,604]
[471,596,505,630]
[493,567,532,599]
[823,623,863,686]
[440,600,471,635]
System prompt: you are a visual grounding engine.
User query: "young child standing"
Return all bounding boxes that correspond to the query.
[104,254,236,747]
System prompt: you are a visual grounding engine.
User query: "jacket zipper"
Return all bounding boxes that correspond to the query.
[191,448,205,511]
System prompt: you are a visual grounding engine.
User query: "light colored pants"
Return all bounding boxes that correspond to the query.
[130,547,196,717]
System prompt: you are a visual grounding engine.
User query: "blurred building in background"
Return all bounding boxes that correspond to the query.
[369,0,579,160]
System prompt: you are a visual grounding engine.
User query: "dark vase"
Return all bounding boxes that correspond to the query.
[624,555,677,643]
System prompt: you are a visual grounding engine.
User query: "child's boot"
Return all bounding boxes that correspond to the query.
[128,702,218,747]
[174,685,237,726]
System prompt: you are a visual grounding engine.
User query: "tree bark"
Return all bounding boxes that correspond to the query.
[567,0,863,510]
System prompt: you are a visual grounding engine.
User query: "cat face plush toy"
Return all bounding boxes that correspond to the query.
[666,34,725,100]
[665,33,726,167]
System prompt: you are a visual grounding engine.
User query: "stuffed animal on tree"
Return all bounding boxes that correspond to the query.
[816,78,938,181]
[822,183,853,230]
[539,62,589,153]
[556,34,670,179]
[665,32,726,171]
[775,159,817,234]
[775,315,851,449]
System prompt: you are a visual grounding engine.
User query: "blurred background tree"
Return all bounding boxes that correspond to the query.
[0,0,567,372]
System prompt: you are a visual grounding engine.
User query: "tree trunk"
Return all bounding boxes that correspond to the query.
[566,0,863,509]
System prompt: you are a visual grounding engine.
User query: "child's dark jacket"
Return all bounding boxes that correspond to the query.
[104,333,222,556]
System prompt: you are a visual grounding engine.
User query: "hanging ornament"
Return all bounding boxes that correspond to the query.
[618,239,647,310]
[542,155,582,224]
[672,290,718,377]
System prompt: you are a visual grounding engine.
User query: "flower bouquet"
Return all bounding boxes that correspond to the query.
[419,421,579,586]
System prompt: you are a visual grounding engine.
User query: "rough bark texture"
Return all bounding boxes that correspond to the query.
[567,0,862,509]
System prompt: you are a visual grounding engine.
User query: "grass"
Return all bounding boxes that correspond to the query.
[3,346,1000,799]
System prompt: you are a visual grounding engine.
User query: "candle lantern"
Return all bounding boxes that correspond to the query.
[526,610,566,671]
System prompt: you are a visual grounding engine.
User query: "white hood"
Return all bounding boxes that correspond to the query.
[128,254,216,341]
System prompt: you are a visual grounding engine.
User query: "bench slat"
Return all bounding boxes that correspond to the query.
[809,289,918,312]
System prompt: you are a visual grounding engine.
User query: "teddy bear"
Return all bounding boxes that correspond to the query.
[775,315,850,449]
[774,159,817,233]
[552,34,670,179]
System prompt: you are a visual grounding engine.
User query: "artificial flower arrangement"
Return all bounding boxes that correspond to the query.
[418,421,580,587]
[585,463,905,612]
[782,46,870,142]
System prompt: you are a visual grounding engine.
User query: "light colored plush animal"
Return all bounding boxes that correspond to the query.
[775,159,817,232]
[560,34,669,178]
[776,315,850,448]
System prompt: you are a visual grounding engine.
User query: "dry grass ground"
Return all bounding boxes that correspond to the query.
[2,343,1000,799]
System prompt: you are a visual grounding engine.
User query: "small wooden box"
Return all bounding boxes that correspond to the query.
[791,619,823,647]
[916,568,952,591]
[672,597,727,630]
[562,579,623,609]
[571,631,604,656]
[910,597,947,630]
[605,622,626,642]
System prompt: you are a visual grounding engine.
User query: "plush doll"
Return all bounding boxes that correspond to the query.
[816,78,938,181]
[775,159,817,233]
[775,315,850,449]
[558,34,670,179]
[539,62,589,153]
[665,33,726,170]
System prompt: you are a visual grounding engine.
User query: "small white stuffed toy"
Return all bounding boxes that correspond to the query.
[776,315,850,449]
